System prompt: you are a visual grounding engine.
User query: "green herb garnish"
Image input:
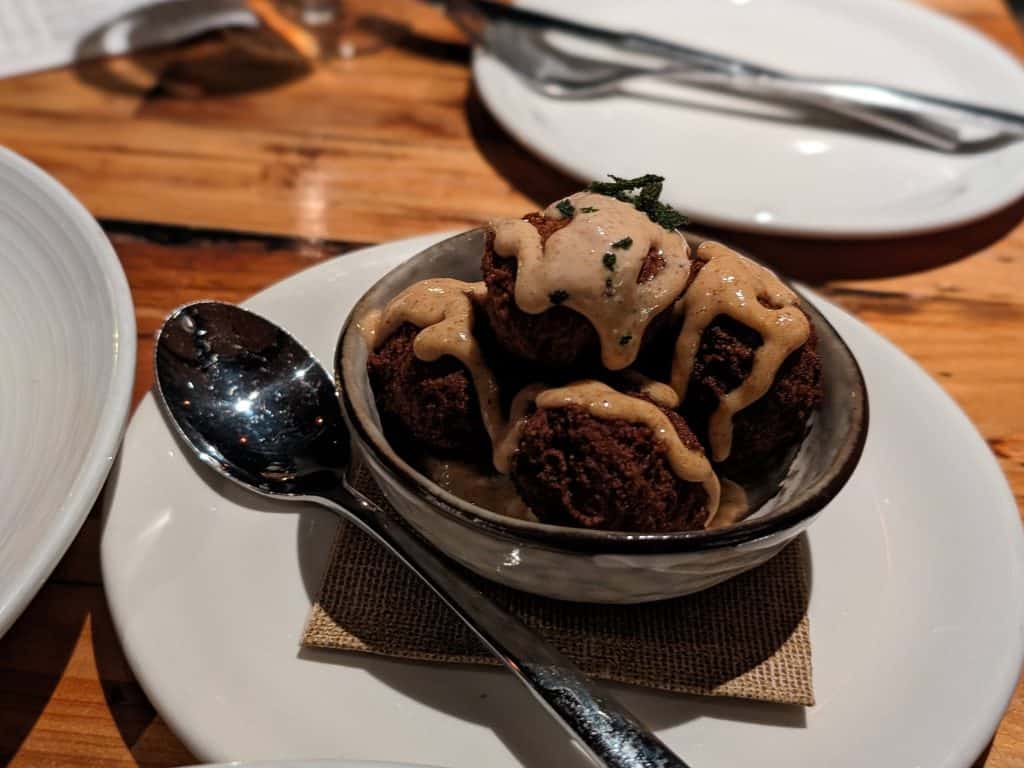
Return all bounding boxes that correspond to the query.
[549,289,569,305]
[581,206,598,213]
[555,199,576,218]
[587,174,689,230]
[619,335,633,345]
[589,174,665,195]
[611,236,633,249]
[602,252,616,271]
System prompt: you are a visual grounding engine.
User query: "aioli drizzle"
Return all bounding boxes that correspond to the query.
[670,242,810,463]
[707,478,749,529]
[362,281,548,474]
[535,380,721,520]
[492,192,691,370]
[363,224,809,529]
[492,383,545,474]
[361,278,504,445]
[363,282,720,522]
[620,371,680,409]
[422,457,536,522]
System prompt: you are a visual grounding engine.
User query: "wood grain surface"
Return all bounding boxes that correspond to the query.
[1,1,1022,766]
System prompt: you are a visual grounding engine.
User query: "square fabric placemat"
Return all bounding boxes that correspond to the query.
[304,473,813,706]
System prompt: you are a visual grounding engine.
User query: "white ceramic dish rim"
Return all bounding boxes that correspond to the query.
[471,0,1024,239]
[0,147,137,637]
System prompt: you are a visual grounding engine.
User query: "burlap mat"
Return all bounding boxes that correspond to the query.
[303,471,813,706]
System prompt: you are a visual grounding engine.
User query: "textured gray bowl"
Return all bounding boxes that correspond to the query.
[337,229,868,603]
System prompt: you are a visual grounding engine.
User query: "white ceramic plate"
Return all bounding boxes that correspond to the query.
[0,147,135,637]
[101,234,1024,767]
[473,0,1024,238]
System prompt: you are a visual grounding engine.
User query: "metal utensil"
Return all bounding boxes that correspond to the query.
[447,0,1024,152]
[154,300,691,768]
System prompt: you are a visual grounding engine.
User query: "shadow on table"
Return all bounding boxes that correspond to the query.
[463,83,1024,283]
[72,0,310,98]
[0,586,85,762]
[70,4,462,99]
[360,14,467,64]
[705,196,1024,283]
[973,742,995,767]
[90,601,197,767]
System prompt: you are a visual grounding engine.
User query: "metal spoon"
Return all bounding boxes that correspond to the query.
[154,300,690,768]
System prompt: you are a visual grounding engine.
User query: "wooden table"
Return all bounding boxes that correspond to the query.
[1,1,1022,765]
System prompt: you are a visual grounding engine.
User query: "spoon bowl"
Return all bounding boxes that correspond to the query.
[155,301,349,498]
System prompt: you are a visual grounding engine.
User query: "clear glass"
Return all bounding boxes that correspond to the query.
[271,0,399,59]
[290,0,340,27]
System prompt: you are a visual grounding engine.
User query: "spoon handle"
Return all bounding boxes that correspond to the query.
[321,480,692,768]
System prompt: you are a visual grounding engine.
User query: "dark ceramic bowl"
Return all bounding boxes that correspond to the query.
[337,229,868,603]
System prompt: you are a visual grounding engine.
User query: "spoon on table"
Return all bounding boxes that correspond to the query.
[154,300,690,768]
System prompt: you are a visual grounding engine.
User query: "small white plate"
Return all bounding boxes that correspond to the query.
[0,147,135,637]
[101,234,1023,767]
[473,0,1024,238]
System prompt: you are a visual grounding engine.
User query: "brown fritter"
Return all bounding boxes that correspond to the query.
[513,403,710,532]
[482,213,672,371]
[681,313,823,475]
[366,323,489,458]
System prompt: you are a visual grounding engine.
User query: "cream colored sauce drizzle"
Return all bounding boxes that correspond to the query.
[535,379,721,521]
[422,457,537,522]
[365,283,548,475]
[362,278,505,445]
[357,308,382,347]
[492,383,545,474]
[707,478,749,529]
[670,242,810,463]
[366,287,728,524]
[620,371,680,409]
[492,192,691,370]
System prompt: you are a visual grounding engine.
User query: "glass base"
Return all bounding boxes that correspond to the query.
[268,0,407,60]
